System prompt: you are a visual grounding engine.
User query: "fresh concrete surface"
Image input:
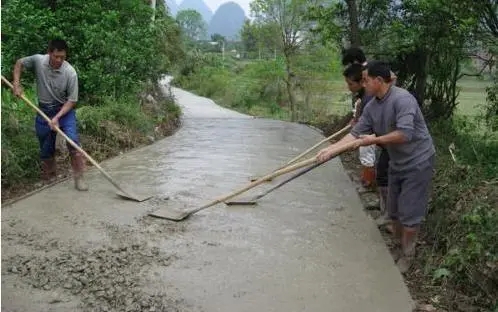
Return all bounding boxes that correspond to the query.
[1,76,415,312]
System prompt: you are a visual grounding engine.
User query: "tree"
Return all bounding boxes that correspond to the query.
[176,9,207,41]
[210,33,225,43]
[1,0,182,101]
[250,0,310,121]
[240,19,259,53]
[345,0,360,47]
[307,0,484,120]
[240,19,281,59]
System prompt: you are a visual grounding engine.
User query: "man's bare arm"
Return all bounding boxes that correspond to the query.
[54,101,76,120]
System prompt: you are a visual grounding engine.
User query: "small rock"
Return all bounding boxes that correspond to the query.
[96,290,106,298]
[10,266,18,273]
[49,298,62,304]
[141,299,150,308]
[79,276,89,285]
[125,297,135,306]
[63,282,73,289]
[146,94,157,105]
[417,303,436,312]
[43,284,52,291]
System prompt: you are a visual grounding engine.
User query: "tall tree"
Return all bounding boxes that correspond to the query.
[307,0,486,120]
[250,0,310,121]
[176,9,207,41]
[345,0,360,47]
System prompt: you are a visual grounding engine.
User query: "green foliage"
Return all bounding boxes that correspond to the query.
[1,0,183,189]
[172,46,349,121]
[1,88,41,185]
[172,51,291,117]
[240,19,282,58]
[210,33,225,42]
[2,0,182,103]
[306,3,343,46]
[484,74,498,130]
[176,9,208,41]
[306,0,488,121]
[423,118,498,308]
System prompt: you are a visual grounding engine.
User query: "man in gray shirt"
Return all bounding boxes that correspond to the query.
[316,61,435,273]
[12,39,88,191]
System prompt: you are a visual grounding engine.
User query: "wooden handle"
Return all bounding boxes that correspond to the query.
[219,156,317,203]
[253,124,351,183]
[189,157,319,215]
[191,138,361,215]
[252,161,323,201]
[283,124,351,167]
[1,76,128,194]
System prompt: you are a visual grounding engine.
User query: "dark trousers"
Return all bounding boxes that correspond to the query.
[376,147,389,187]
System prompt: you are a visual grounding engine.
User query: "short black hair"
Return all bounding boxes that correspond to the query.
[364,60,392,82]
[343,63,364,82]
[48,39,68,52]
[341,47,367,66]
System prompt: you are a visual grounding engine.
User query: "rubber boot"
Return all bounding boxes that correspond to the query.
[361,166,376,188]
[386,220,403,242]
[70,151,89,191]
[396,226,418,273]
[41,158,57,182]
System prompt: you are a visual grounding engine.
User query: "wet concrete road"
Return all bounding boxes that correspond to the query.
[2,76,415,311]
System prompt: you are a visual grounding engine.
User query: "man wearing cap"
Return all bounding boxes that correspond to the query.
[317,60,436,273]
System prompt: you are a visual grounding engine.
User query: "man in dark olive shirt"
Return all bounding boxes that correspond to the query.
[317,61,436,273]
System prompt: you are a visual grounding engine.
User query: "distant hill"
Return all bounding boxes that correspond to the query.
[164,0,179,16]
[208,1,246,40]
[178,0,213,24]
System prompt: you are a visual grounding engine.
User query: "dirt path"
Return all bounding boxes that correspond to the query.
[1,76,415,312]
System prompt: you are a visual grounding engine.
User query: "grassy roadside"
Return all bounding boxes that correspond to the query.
[322,116,498,312]
[1,82,182,203]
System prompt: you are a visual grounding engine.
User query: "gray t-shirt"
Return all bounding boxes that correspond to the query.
[351,86,435,172]
[20,54,78,104]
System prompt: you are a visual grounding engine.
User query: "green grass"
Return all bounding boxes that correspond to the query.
[309,75,491,118]
[456,77,491,116]
[293,77,351,119]
[175,56,492,123]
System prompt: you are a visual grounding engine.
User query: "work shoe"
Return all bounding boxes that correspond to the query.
[41,158,57,182]
[70,151,89,191]
[361,166,376,188]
